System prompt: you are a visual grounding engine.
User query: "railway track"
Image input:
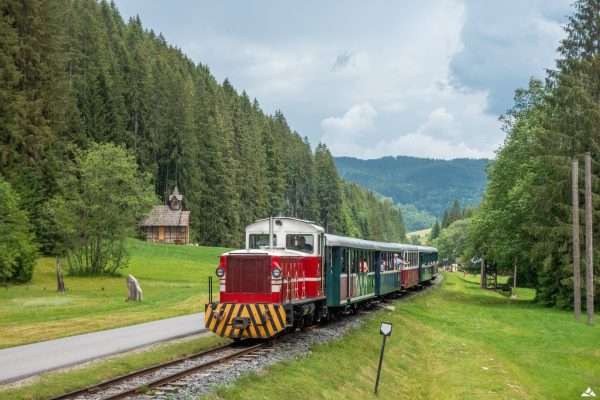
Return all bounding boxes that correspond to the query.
[50,341,271,400]
[50,276,442,400]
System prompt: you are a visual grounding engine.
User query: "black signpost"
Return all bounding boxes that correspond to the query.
[374,321,393,394]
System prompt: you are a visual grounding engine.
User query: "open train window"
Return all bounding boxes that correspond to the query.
[341,248,349,274]
[249,234,277,249]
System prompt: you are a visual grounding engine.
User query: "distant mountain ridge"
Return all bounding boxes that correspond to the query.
[334,156,490,230]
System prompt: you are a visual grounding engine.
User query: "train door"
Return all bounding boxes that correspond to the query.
[339,248,350,303]
[348,249,356,299]
[326,246,343,308]
[418,251,423,282]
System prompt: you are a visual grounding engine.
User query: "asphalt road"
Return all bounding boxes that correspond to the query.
[0,312,206,384]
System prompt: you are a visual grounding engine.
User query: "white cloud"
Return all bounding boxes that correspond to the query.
[419,107,457,140]
[362,107,498,159]
[380,102,407,113]
[321,103,377,140]
[367,133,493,160]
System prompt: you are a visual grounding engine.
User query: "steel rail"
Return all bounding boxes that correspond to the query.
[49,342,253,400]
[104,342,266,399]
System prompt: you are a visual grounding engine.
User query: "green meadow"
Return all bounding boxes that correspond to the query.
[0,239,230,348]
[211,273,599,400]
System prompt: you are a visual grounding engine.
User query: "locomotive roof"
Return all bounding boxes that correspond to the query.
[325,234,437,253]
[248,217,325,233]
[225,248,315,257]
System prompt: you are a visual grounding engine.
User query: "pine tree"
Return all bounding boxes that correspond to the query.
[190,71,229,245]
[449,200,462,224]
[261,118,285,215]
[430,220,441,240]
[441,210,450,229]
[314,143,342,233]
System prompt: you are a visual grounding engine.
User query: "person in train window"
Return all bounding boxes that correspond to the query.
[359,256,369,272]
[393,254,401,270]
[297,236,313,252]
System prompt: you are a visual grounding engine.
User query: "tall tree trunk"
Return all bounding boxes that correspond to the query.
[573,159,581,321]
[480,258,485,288]
[56,256,65,293]
[585,153,594,325]
[513,257,518,290]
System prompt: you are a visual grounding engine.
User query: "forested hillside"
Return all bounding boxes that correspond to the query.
[0,0,406,256]
[335,156,489,229]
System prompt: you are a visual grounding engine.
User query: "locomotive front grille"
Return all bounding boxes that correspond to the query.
[226,255,271,294]
[205,302,288,339]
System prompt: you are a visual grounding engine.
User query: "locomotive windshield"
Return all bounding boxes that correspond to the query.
[249,234,277,249]
[286,234,314,253]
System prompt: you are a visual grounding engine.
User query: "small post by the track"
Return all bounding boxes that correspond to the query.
[209,276,212,304]
[374,322,393,395]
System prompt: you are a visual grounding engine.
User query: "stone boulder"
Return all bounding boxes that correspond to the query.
[126,274,143,301]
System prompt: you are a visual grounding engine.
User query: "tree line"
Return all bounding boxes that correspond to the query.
[0,0,406,281]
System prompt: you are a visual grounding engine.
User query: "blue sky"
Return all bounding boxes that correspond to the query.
[113,0,572,159]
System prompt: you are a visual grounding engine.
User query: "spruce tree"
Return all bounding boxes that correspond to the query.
[450,200,462,224]
[441,210,450,229]
[314,143,342,233]
[430,220,441,240]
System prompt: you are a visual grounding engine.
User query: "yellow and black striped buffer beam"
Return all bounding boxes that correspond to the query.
[205,303,288,339]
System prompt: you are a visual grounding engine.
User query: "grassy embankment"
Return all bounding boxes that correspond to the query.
[0,239,230,348]
[211,273,599,400]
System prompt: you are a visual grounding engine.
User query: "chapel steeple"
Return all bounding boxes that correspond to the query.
[168,185,182,211]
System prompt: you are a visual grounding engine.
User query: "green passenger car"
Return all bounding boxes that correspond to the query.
[324,235,437,309]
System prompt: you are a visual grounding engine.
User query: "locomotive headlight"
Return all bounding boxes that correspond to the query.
[272,268,282,278]
[215,267,225,278]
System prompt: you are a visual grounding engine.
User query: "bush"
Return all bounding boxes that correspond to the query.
[0,177,38,283]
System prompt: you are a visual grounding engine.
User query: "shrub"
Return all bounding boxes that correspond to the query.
[0,177,38,283]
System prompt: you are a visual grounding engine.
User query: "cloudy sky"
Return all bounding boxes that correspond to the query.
[113,0,572,160]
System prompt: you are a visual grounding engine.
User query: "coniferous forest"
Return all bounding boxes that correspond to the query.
[0,0,406,277]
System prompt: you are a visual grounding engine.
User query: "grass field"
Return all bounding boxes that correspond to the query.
[210,273,599,400]
[406,228,431,245]
[0,239,230,348]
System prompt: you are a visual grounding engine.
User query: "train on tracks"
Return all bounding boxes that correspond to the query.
[205,217,438,339]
